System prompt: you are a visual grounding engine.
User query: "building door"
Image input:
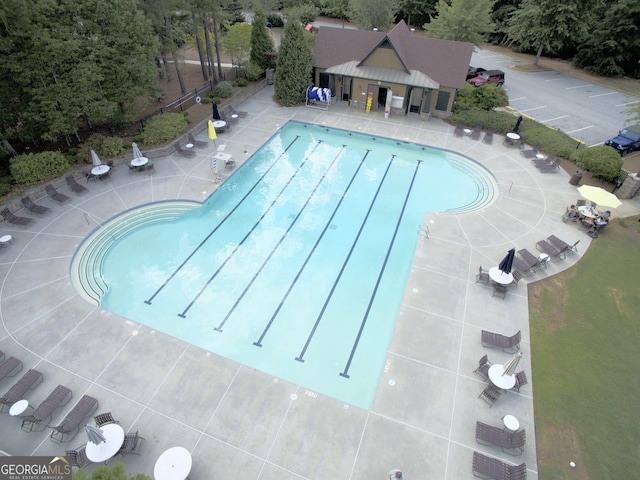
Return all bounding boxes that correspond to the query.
[435,91,451,112]
[342,77,352,102]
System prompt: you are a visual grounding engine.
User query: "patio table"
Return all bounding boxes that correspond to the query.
[154,446,192,480]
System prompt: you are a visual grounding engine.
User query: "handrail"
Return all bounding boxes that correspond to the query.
[498,180,514,193]
[84,213,116,242]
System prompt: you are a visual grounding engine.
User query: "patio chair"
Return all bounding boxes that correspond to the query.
[21,196,52,215]
[118,430,144,456]
[512,257,532,277]
[454,120,464,137]
[536,239,565,261]
[187,132,208,149]
[94,412,119,428]
[476,421,527,456]
[174,141,196,158]
[84,170,99,182]
[473,354,492,381]
[45,184,71,204]
[49,394,98,443]
[1,207,34,228]
[492,283,508,299]
[21,384,72,432]
[537,158,561,172]
[482,127,494,144]
[481,330,521,353]
[470,124,482,140]
[476,266,490,285]
[65,175,88,194]
[532,153,555,166]
[509,270,523,289]
[517,248,543,272]
[0,356,23,381]
[478,384,502,407]
[0,369,43,410]
[66,445,92,469]
[510,371,528,393]
[472,451,527,479]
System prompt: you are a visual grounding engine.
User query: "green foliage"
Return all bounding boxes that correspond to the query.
[250,7,275,70]
[0,177,13,197]
[424,0,495,47]
[243,62,265,82]
[72,461,150,480]
[349,0,395,31]
[575,146,624,182]
[320,0,351,21]
[76,134,128,164]
[287,4,320,25]
[395,0,436,28]
[213,81,234,98]
[137,113,190,146]
[454,83,508,111]
[9,151,70,185]
[266,13,284,28]
[573,0,640,78]
[274,22,313,106]
[220,23,252,67]
[0,0,158,143]
[234,78,248,87]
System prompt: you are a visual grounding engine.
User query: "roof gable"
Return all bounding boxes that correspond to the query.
[358,35,409,74]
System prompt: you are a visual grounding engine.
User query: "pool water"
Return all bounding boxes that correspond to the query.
[84,121,497,409]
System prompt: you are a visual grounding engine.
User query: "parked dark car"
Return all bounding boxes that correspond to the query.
[466,66,486,81]
[468,69,505,87]
[604,125,640,155]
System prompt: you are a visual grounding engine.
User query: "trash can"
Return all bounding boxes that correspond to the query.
[266,69,274,85]
[569,170,583,186]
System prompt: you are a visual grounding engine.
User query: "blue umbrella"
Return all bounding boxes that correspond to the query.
[212,102,221,120]
[513,116,523,133]
[498,248,515,274]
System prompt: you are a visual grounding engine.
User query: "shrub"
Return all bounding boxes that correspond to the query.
[243,62,264,82]
[454,83,509,111]
[76,134,128,163]
[0,177,12,197]
[234,78,248,87]
[137,113,190,146]
[213,81,234,99]
[10,151,70,185]
[575,146,624,182]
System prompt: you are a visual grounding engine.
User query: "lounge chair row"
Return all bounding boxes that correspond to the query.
[0,369,43,410]
[49,394,99,443]
[476,421,527,455]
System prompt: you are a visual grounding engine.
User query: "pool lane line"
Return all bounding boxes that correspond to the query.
[293,154,396,364]
[340,160,421,379]
[252,148,371,348]
[179,140,325,319]
[143,135,301,306]
[214,145,347,333]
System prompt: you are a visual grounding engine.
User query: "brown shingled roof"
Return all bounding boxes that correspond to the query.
[313,21,473,90]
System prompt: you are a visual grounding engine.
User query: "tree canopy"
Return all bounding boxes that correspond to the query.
[250,7,275,71]
[424,0,495,47]
[349,0,396,31]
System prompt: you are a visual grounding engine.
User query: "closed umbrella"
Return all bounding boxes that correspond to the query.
[208,120,217,142]
[577,185,622,208]
[212,102,221,120]
[502,351,523,376]
[91,150,102,166]
[513,116,523,133]
[85,424,106,445]
[132,142,144,160]
[498,248,515,274]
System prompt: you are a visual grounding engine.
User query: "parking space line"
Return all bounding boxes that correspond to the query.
[519,106,547,113]
[541,115,569,123]
[567,125,595,134]
[566,84,591,90]
[589,92,616,98]
[509,97,527,102]
[545,78,564,82]
[616,101,640,107]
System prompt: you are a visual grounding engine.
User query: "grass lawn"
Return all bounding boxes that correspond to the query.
[529,217,640,479]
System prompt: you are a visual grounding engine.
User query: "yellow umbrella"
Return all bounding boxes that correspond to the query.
[577,185,622,208]
[208,120,217,141]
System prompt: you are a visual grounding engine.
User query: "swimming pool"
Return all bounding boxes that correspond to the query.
[71,121,497,409]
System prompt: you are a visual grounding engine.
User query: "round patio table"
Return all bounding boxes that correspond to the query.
[154,446,192,480]
[489,267,513,285]
[488,364,516,390]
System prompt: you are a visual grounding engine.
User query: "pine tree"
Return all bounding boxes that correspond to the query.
[250,7,275,71]
[274,22,312,106]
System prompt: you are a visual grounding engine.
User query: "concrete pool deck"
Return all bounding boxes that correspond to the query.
[2,85,639,479]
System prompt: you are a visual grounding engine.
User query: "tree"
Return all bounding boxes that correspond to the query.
[0,0,158,143]
[73,462,150,480]
[424,0,495,47]
[320,0,350,25]
[221,22,252,75]
[572,0,640,78]
[395,0,437,28]
[250,7,275,70]
[349,0,396,31]
[507,0,595,65]
[274,21,313,106]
